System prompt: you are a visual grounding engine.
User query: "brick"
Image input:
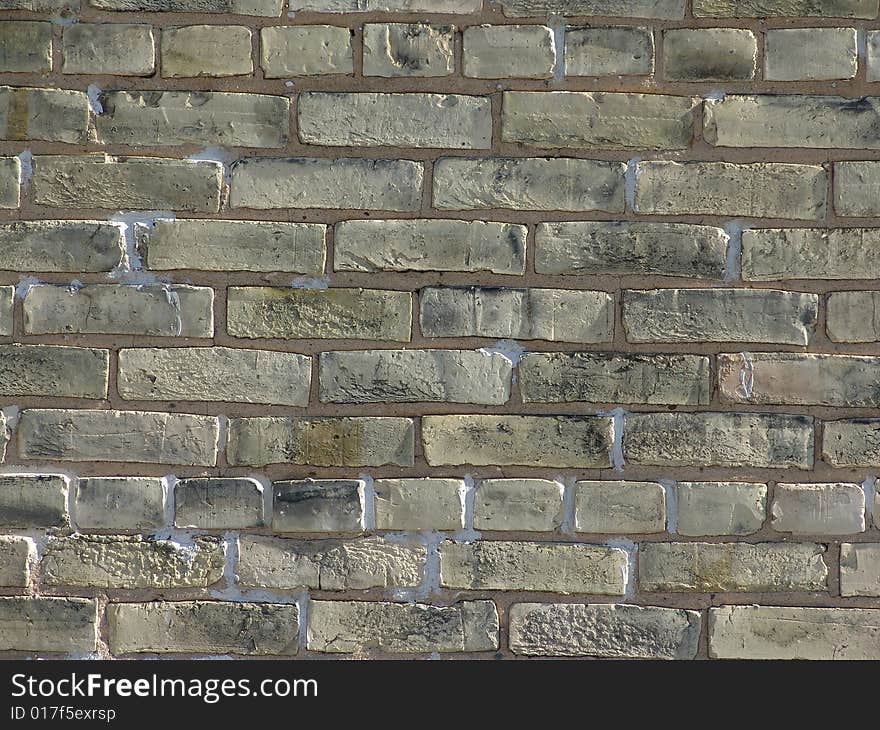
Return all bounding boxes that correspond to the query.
[62,23,155,75]
[90,0,283,13]
[24,284,213,337]
[0,344,108,399]
[227,287,411,341]
[0,597,96,653]
[0,157,18,209]
[498,0,685,17]
[834,161,880,216]
[334,219,526,275]
[299,93,491,149]
[709,605,880,660]
[827,292,880,342]
[419,287,613,343]
[0,413,9,462]
[261,26,353,77]
[162,25,253,77]
[823,419,880,467]
[463,25,555,79]
[422,415,612,468]
[364,23,454,78]
[272,480,364,533]
[0,87,89,144]
[765,28,857,80]
[675,482,767,536]
[0,537,30,587]
[565,26,654,77]
[640,542,828,592]
[108,602,299,656]
[520,352,710,405]
[374,478,463,531]
[118,347,311,406]
[33,155,222,213]
[574,481,666,534]
[40,535,225,589]
[231,157,424,211]
[227,417,414,467]
[307,600,498,654]
[74,477,165,532]
[693,0,877,17]
[0,22,52,73]
[0,0,75,7]
[18,409,219,466]
[0,474,68,529]
[509,603,700,659]
[502,91,696,150]
[474,479,564,532]
[319,349,512,405]
[720,353,880,407]
[634,161,827,219]
[624,412,814,469]
[433,157,625,212]
[840,543,880,597]
[0,286,10,336]
[175,478,264,529]
[868,31,880,80]
[237,535,425,590]
[0,221,123,273]
[96,91,289,148]
[292,0,480,9]
[663,29,757,81]
[771,483,865,535]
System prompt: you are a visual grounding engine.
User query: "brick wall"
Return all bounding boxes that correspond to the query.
[0,0,878,660]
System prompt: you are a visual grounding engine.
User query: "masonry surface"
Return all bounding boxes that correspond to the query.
[0,0,880,661]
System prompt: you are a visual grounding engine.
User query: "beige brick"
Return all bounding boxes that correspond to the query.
[307,600,498,654]
[694,0,877,17]
[0,537,30,587]
[663,29,756,80]
[261,26,353,77]
[574,481,666,534]
[0,0,75,8]
[434,157,625,212]
[510,603,700,659]
[474,479,564,532]
[0,413,9,463]
[374,478,463,531]
[0,22,52,73]
[423,415,612,468]
[162,25,253,77]
[237,535,425,590]
[227,287,411,341]
[118,347,311,406]
[62,23,155,75]
[92,0,283,13]
[18,409,219,466]
[74,477,165,532]
[272,480,364,533]
[0,597,96,653]
[0,474,68,529]
[624,412,814,469]
[299,93,491,149]
[771,483,865,535]
[0,221,123,273]
[175,478,264,530]
[840,543,880,597]
[565,26,654,76]
[765,27,857,80]
[640,542,828,592]
[0,87,89,144]
[0,344,108,399]
[834,161,880,216]
[676,482,767,536]
[498,0,685,18]
[463,25,555,79]
[868,30,880,80]
[41,535,225,589]
[823,419,880,467]
[108,602,299,656]
[364,23,454,77]
[0,286,10,336]
[228,417,414,467]
[827,292,880,342]
[0,157,18,209]
[292,0,479,9]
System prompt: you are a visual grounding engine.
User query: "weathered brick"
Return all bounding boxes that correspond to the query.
[635,161,827,219]
[0,597,96,653]
[96,91,289,148]
[0,286,10,336]
[624,412,814,469]
[840,543,880,597]
[0,87,89,144]
[0,537,30,588]
[0,474,68,529]
[663,29,757,81]
[18,409,219,466]
[374,478,463,531]
[307,600,498,654]
[433,157,625,212]
[292,0,479,9]
[675,482,767,536]
[231,157,423,211]
[90,0,283,13]
[227,417,414,467]
[574,481,666,534]
[419,287,613,343]
[227,287,411,341]
[238,535,425,590]
[765,27,857,80]
[771,483,865,535]
[521,352,710,405]
[272,480,364,533]
[0,413,9,462]
[62,23,155,75]
[261,25,353,77]
[834,161,880,216]
[640,542,828,592]
[364,23,454,77]
[74,477,165,532]
[0,22,52,73]
[827,292,880,342]
[108,602,299,656]
[502,91,696,150]
[33,155,223,213]
[162,25,253,77]
[693,0,877,17]
[709,605,880,660]
[0,221,123,273]
[463,25,555,79]
[474,479,564,532]
[0,157,18,209]
[565,26,654,76]
[422,415,612,468]
[319,349,512,405]
[868,30,880,80]
[0,344,108,399]
[0,0,76,8]
[509,603,700,659]
[40,535,225,588]
[823,419,880,467]
[334,219,525,275]
[175,478,264,529]
[498,0,685,18]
